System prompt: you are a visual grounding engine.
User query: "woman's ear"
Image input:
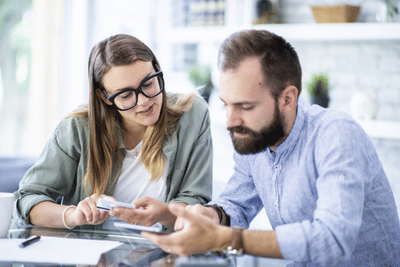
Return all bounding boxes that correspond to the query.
[97,89,113,105]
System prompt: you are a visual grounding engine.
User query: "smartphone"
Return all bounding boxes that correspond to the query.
[96,198,136,211]
[175,257,231,267]
[114,221,170,234]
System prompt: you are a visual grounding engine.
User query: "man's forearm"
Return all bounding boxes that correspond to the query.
[243,229,283,258]
[208,205,283,258]
[213,226,284,259]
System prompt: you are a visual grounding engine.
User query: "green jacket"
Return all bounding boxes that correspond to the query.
[14,94,213,224]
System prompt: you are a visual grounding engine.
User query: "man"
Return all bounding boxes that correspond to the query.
[143,29,400,266]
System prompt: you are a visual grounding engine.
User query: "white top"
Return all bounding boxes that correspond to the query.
[113,141,168,204]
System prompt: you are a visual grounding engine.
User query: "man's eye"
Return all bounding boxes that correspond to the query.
[241,106,254,110]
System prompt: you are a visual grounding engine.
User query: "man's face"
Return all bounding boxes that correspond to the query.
[228,102,285,154]
[219,57,286,154]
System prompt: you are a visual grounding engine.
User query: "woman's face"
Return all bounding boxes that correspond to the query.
[101,60,163,132]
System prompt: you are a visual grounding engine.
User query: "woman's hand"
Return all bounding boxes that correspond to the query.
[64,194,116,228]
[110,196,185,228]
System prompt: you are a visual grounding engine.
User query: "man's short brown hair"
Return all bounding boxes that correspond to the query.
[218,29,302,100]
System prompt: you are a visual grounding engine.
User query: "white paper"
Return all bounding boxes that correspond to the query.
[0,236,123,265]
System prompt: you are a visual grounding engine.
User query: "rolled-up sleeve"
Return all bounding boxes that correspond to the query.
[209,152,264,228]
[14,117,88,224]
[276,118,374,266]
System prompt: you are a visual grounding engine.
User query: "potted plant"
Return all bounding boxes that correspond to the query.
[376,0,399,22]
[188,64,213,103]
[307,73,330,108]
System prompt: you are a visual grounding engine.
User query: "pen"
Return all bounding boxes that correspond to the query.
[19,235,41,248]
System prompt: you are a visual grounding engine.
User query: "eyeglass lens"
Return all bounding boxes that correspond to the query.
[114,75,163,110]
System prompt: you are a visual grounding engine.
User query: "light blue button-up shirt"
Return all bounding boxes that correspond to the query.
[209,97,400,266]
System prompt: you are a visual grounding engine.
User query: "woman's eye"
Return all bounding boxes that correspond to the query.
[142,81,153,89]
[120,91,133,99]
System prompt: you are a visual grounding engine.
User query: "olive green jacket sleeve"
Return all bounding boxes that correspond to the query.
[14,93,213,224]
[14,115,91,224]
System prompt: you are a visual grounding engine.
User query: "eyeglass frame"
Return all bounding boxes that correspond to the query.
[102,62,165,111]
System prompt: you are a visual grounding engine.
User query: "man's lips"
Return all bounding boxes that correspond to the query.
[233,132,249,138]
[228,126,252,138]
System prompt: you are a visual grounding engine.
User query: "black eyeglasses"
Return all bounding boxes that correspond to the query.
[102,66,164,111]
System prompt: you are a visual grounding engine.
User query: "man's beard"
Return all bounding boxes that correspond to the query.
[228,104,285,155]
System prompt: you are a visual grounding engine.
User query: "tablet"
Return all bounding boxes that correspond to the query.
[114,221,170,234]
[96,198,136,211]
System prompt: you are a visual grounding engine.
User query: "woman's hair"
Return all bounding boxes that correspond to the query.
[72,34,193,195]
[218,29,302,100]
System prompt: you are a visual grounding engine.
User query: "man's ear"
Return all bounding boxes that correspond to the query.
[278,85,298,113]
[97,89,113,105]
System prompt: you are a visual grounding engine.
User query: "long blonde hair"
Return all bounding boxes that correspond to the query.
[72,34,193,195]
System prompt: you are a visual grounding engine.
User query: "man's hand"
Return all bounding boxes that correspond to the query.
[142,203,232,256]
[174,204,220,231]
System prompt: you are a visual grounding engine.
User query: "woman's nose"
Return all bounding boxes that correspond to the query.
[136,92,149,106]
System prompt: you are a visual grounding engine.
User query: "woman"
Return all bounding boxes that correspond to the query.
[14,34,213,229]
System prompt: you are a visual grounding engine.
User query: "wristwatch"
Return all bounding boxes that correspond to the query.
[226,226,244,256]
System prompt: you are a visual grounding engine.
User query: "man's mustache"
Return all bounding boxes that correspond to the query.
[228,126,255,136]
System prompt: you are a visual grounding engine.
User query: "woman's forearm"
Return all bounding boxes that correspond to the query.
[29,201,71,228]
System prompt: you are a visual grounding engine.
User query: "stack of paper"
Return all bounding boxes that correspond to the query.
[0,236,123,265]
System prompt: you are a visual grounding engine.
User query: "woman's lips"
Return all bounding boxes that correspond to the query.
[138,104,154,115]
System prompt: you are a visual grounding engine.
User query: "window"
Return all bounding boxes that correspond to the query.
[0,0,33,155]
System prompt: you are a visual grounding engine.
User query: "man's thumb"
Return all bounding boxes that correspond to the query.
[169,203,191,220]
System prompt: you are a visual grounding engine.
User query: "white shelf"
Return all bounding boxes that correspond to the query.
[254,22,400,41]
[161,0,400,142]
[169,23,400,43]
[357,120,400,140]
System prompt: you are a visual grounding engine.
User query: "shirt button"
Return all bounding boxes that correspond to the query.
[339,175,345,181]
[274,165,279,170]
[274,203,278,208]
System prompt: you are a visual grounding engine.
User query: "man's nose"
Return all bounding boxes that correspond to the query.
[226,107,242,128]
